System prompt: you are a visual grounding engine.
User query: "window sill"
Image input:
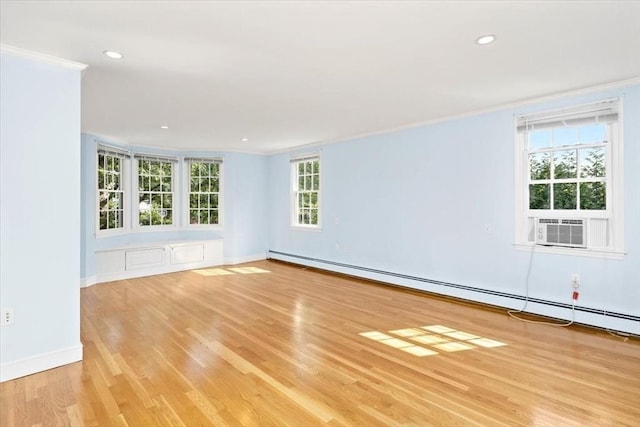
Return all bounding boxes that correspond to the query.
[513,242,625,260]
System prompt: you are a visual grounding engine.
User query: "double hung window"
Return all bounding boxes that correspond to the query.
[97,145,129,231]
[135,154,177,227]
[515,99,623,255]
[291,155,320,228]
[186,157,222,225]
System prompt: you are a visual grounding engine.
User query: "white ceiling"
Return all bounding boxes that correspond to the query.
[1,1,639,154]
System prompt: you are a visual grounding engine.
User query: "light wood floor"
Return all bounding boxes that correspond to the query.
[2,260,639,426]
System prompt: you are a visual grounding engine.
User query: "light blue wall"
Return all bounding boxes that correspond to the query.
[1,52,83,375]
[268,84,640,333]
[81,135,268,278]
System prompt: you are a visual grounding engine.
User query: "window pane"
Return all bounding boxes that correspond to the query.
[161,177,171,192]
[302,192,310,208]
[199,194,209,208]
[139,196,150,211]
[311,209,318,225]
[305,176,312,190]
[312,175,319,190]
[579,123,605,143]
[298,163,304,174]
[190,209,199,224]
[211,210,219,224]
[199,210,209,224]
[579,147,606,178]
[529,130,551,150]
[580,182,606,210]
[298,176,304,191]
[150,161,160,175]
[98,170,105,189]
[161,162,171,176]
[529,184,550,209]
[553,150,577,179]
[553,127,578,147]
[312,160,319,174]
[199,163,208,176]
[99,211,107,230]
[151,211,162,225]
[210,178,219,193]
[150,175,160,191]
[190,194,198,208]
[113,157,120,173]
[305,161,312,174]
[139,211,150,226]
[162,194,172,209]
[190,163,199,177]
[529,152,551,180]
[139,175,147,191]
[190,178,199,192]
[162,210,172,225]
[209,163,219,176]
[151,194,161,208]
[210,194,218,208]
[553,183,577,209]
[200,177,210,192]
[139,160,149,174]
[310,192,318,207]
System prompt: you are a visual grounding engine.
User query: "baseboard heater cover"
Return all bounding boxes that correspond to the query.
[267,250,639,323]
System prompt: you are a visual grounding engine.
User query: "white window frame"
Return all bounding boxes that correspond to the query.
[514,99,624,259]
[183,157,224,229]
[291,153,321,230]
[96,144,130,236]
[133,154,178,230]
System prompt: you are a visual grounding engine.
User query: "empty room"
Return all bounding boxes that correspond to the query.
[1,1,639,426]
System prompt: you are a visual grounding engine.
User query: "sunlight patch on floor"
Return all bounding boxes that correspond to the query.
[359,324,507,357]
[192,267,271,276]
[192,268,235,276]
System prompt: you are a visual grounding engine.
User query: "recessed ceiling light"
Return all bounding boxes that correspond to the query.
[160,125,169,129]
[475,34,496,45]
[103,50,123,59]
[241,138,249,142]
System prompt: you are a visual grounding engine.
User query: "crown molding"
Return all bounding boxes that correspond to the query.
[1,44,88,71]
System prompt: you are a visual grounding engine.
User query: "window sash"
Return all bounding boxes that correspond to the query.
[187,159,222,226]
[292,156,320,227]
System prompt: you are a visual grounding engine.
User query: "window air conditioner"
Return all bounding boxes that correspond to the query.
[535,218,586,248]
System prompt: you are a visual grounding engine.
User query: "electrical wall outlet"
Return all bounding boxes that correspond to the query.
[1,308,14,326]
[571,273,580,289]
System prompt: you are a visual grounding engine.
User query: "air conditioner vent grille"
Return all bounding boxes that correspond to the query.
[535,218,586,248]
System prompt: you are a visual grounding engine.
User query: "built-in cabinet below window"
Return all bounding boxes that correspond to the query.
[95,240,223,283]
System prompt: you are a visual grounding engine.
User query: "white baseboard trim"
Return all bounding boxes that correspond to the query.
[80,275,97,288]
[224,253,267,265]
[0,344,83,382]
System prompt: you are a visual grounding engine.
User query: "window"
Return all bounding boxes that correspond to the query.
[186,157,222,226]
[135,154,177,227]
[97,144,129,232]
[515,99,623,256]
[291,155,320,227]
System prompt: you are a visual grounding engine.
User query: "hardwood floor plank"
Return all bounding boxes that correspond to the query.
[2,260,639,426]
